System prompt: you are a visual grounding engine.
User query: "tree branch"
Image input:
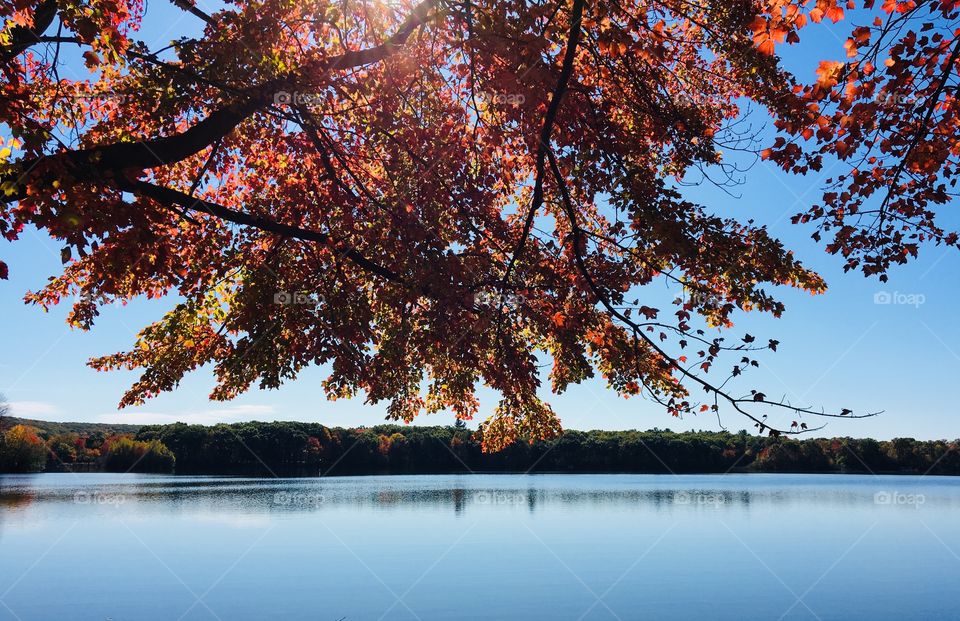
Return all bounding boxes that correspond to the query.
[0,0,58,62]
[501,0,586,288]
[169,0,216,25]
[546,148,875,436]
[877,36,960,227]
[0,0,438,202]
[123,179,404,284]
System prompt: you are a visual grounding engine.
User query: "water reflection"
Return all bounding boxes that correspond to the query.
[0,489,33,510]
[3,474,958,518]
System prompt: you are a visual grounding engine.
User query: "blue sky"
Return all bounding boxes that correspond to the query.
[1,3,958,439]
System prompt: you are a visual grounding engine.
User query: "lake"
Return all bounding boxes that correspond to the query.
[1,473,958,620]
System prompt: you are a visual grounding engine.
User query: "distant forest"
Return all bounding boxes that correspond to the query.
[4,417,142,436]
[1,417,958,476]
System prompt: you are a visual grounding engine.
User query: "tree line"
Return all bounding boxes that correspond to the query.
[3,416,955,476]
[0,421,175,474]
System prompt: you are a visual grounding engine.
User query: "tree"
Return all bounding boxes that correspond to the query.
[0,394,8,459]
[0,425,47,472]
[101,436,176,473]
[0,0,956,449]
[46,433,79,465]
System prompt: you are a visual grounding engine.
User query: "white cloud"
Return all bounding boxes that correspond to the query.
[8,401,61,417]
[92,404,277,426]
[213,404,276,417]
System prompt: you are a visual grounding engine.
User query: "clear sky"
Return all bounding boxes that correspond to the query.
[1,2,957,439]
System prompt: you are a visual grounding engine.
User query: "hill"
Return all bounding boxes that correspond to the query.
[1,416,143,437]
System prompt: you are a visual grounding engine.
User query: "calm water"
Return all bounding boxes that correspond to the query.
[1,473,958,620]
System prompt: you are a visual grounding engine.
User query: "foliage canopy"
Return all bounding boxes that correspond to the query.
[1,0,958,448]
